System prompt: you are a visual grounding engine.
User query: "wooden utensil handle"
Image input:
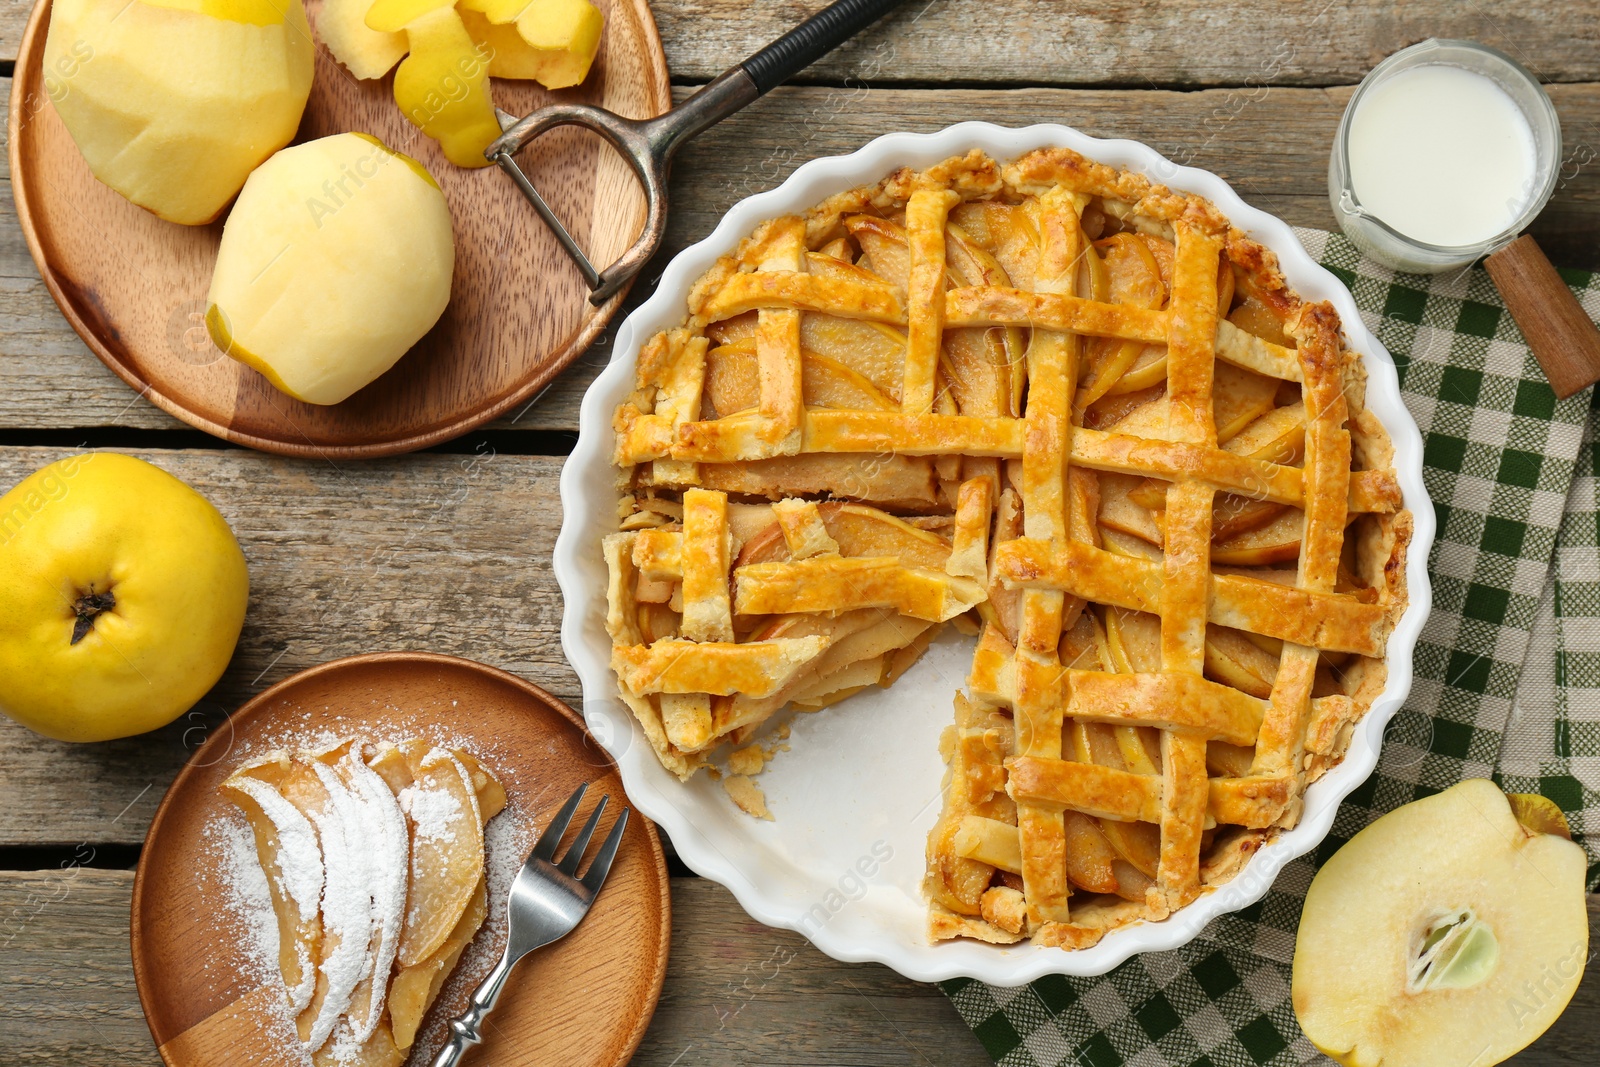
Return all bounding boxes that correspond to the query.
[1485,235,1600,399]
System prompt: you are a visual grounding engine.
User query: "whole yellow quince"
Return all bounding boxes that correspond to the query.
[0,453,249,742]
[45,0,315,225]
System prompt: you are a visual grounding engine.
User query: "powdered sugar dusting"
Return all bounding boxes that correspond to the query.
[210,815,282,979]
[399,781,463,846]
[306,760,377,1051]
[204,701,538,1065]
[338,750,411,1044]
[216,775,323,1013]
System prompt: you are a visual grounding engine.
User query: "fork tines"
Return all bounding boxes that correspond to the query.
[533,782,630,891]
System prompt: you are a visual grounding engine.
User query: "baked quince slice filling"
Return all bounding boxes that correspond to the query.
[223,737,504,1060]
[298,747,380,1052]
[396,746,485,967]
[312,1022,405,1067]
[607,147,1411,949]
[386,745,501,1050]
[219,753,324,1016]
[369,741,508,821]
[320,745,410,1044]
[389,874,490,1049]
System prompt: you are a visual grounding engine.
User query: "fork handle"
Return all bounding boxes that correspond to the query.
[430,955,514,1067]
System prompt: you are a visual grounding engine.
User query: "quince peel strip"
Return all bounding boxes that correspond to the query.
[312,0,602,165]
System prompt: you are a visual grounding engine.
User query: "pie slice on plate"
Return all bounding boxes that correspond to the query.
[221,737,502,1059]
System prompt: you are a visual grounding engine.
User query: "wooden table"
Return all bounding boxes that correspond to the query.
[2,2,1598,1063]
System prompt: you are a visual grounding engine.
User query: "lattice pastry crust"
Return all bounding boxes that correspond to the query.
[605,148,1411,948]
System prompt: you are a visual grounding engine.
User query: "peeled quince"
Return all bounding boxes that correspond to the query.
[206,132,455,405]
[315,0,407,79]
[1292,779,1589,1067]
[489,0,600,52]
[363,0,452,32]
[314,0,603,163]
[44,0,314,225]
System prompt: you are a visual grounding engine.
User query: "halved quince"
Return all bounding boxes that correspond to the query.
[1293,779,1589,1067]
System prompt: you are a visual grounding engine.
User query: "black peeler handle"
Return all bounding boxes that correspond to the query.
[739,0,907,95]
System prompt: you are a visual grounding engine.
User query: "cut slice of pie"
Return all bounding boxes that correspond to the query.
[218,753,325,1014]
[604,147,1411,948]
[221,738,502,1059]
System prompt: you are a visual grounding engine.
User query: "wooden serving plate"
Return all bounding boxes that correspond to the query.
[9,0,670,457]
[131,652,671,1067]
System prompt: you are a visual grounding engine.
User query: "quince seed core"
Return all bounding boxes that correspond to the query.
[1407,907,1501,993]
[71,586,116,645]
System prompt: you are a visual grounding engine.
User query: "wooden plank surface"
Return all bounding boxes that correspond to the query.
[4,1,1600,1062]
[0,446,575,846]
[0,871,992,1067]
[1,870,1595,1066]
[3,0,1600,85]
[4,82,1599,437]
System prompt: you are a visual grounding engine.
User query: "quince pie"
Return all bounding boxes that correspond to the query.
[605,148,1411,948]
[222,738,505,1062]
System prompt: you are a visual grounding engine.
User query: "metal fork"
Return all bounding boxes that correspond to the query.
[430,782,629,1067]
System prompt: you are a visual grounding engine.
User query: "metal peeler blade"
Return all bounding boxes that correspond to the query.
[486,0,907,306]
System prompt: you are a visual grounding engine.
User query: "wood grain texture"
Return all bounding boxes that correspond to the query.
[7,0,668,456]
[1486,235,1600,397]
[3,871,1596,1066]
[4,0,1600,85]
[0,446,577,846]
[2,3,1599,1062]
[4,81,1599,438]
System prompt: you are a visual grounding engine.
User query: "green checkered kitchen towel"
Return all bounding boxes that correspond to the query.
[940,228,1600,1067]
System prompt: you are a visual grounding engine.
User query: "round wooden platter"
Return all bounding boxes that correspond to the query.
[131,652,671,1067]
[9,0,670,457]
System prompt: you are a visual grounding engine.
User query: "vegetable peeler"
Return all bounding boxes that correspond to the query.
[486,0,907,304]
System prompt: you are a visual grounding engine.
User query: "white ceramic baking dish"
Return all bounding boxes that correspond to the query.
[554,122,1435,986]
